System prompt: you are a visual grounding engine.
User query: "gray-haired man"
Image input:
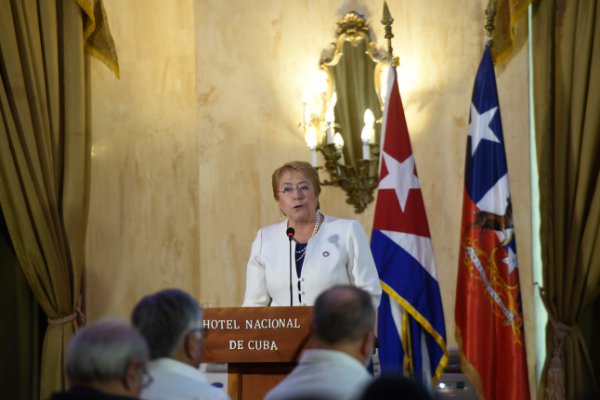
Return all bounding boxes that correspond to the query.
[51,318,151,399]
[131,288,229,400]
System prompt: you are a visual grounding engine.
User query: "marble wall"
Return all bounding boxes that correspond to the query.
[88,0,534,394]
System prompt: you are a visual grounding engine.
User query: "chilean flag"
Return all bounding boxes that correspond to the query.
[454,46,530,399]
[371,63,447,385]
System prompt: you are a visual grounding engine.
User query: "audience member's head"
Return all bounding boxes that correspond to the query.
[358,373,433,400]
[64,317,150,397]
[131,288,204,367]
[312,285,376,365]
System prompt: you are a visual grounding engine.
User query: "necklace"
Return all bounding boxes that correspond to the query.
[294,212,321,262]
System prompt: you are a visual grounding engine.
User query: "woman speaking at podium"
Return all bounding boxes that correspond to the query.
[242,161,381,307]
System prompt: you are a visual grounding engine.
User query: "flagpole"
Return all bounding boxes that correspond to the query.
[381,2,394,60]
[484,0,497,48]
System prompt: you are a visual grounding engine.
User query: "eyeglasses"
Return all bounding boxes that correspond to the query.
[278,184,313,196]
[187,327,207,338]
[140,366,153,388]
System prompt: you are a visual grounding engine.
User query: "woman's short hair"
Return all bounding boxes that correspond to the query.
[271,161,321,200]
[66,318,149,384]
[131,288,202,359]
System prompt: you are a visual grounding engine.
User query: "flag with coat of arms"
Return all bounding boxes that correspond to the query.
[454,45,530,400]
[371,62,448,385]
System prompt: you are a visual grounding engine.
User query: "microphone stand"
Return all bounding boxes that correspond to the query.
[286,227,295,306]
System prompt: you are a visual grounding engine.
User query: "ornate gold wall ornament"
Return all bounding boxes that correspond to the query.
[303,9,394,213]
[336,11,370,44]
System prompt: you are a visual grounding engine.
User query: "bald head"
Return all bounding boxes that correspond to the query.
[312,285,375,345]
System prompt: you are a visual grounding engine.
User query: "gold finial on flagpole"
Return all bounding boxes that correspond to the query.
[382,2,394,60]
[484,0,497,47]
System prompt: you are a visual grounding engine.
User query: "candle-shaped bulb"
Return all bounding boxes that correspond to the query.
[361,109,374,161]
[362,141,371,160]
[333,132,344,149]
[363,109,375,129]
[334,132,345,164]
[361,126,371,160]
[361,109,375,143]
[305,127,317,149]
[310,150,318,167]
[325,106,334,124]
[305,128,318,167]
[361,125,370,143]
[325,92,337,143]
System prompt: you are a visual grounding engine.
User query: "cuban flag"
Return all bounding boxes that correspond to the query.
[371,62,447,385]
[454,46,530,399]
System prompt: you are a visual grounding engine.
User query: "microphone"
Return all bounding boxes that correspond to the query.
[286,227,295,306]
[286,227,295,240]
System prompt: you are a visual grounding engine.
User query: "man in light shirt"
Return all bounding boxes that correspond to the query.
[51,318,151,399]
[265,285,376,400]
[131,288,229,400]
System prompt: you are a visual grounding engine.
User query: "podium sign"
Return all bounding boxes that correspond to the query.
[201,306,313,400]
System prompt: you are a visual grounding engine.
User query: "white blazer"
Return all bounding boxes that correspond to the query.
[243,215,381,307]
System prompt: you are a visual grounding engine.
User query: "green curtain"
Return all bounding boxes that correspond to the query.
[0,0,118,398]
[0,207,40,400]
[532,0,600,398]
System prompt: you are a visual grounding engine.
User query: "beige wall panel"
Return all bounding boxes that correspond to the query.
[88,0,535,395]
[87,0,199,318]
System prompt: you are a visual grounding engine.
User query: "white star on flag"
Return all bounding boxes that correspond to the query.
[502,246,518,273]
[469,104,500,156]
[378,151,420,212]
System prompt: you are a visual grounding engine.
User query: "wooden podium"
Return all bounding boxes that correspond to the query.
[201,307,312,400]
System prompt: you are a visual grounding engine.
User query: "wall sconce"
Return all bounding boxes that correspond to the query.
[302,11,390,213]
[302,103,379,214]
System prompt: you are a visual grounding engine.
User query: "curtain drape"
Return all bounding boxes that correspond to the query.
[491,0,533,63]
[532,0,600,398]
[0,0,118,398]
[0,208,40,400]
